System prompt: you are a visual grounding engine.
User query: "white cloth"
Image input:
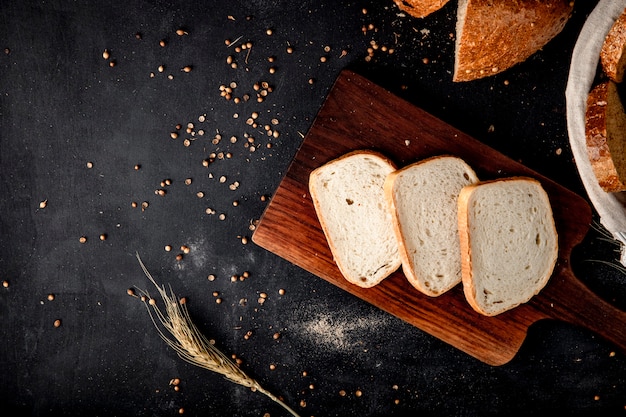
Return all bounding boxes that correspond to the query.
[566,0,626,266]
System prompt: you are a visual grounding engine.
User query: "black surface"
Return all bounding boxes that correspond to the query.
[1,1,626,416]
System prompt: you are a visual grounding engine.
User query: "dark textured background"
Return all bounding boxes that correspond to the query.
[1,1,626,416]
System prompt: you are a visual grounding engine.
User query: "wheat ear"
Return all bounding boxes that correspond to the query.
[135,253,301,417]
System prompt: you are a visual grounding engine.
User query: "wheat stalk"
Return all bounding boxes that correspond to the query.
[135,253,301,417]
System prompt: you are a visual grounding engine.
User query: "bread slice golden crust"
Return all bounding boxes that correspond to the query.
[384,155,479,297]
[600,7,626,83]
[309,150,401,288]
[585,81,626,193]
[453,0,573,82]
[394,0,450,18]
[457,177,558,316]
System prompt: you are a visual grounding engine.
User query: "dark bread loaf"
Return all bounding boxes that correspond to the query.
[585,81,626,193]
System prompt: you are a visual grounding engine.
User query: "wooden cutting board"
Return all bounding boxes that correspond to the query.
[252,70,626,366]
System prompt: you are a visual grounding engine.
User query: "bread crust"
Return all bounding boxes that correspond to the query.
[394,0,450,19]
[453,0,573,82]
[457,177,558,316]
[309,150,401,288]
[584,81,626,192]
[600,7,626,83]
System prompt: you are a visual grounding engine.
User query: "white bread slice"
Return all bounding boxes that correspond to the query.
[384,155,479,296]
[600,7,626,83]
[457,177,558,316]
[453,0,573,82]
[309,150,401,288]
[585,80,626,192]
[393,0,450,19]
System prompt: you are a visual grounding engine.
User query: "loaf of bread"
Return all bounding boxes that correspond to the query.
[384,155,479,296]
[457,177,558,316]
[600,7,626,83]
[393,0,450,18]
[309,150,402,288]
[585,81,626,192]
[453,0,574,82]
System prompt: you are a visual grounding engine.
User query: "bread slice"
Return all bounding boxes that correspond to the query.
[394,0,450,19]
[601,7,626,83]
[457,177,558,316]
[384,155,479,296]
[309,150,401,288]
[585,80,626,192]
[453,0,573,82]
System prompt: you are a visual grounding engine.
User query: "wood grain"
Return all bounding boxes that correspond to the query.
[252,70,626,366]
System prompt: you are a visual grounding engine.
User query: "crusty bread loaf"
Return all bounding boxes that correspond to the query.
[384,155,479,296]
[394,0,450,18]
[600,7,626,83]
[453,0,573,82]
[585,81,626,192]
[457,177,558,316]
[309,150,402,288]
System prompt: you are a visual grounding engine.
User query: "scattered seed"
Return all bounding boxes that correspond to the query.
[39,200,48,209]
[208,274,215,281]
[181,245,190,254]
[339,390,347,397]
[272,332,280,340]
[99,234,107,241]
[86,161,93,168]
[182,65,192,72]
[2,280,8,288]
[159,39,166,47]
[102,49,110,59]
[355,389,363,397]
[53,319,62,328]
[278,288,285,296]
[109,60,116,67]
[286,46,293,54]
[176,29,187,36]
[79,236,87,244]
[175,254,183,261]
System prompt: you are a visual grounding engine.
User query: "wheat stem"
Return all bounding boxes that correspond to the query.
[135,253,301,417]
